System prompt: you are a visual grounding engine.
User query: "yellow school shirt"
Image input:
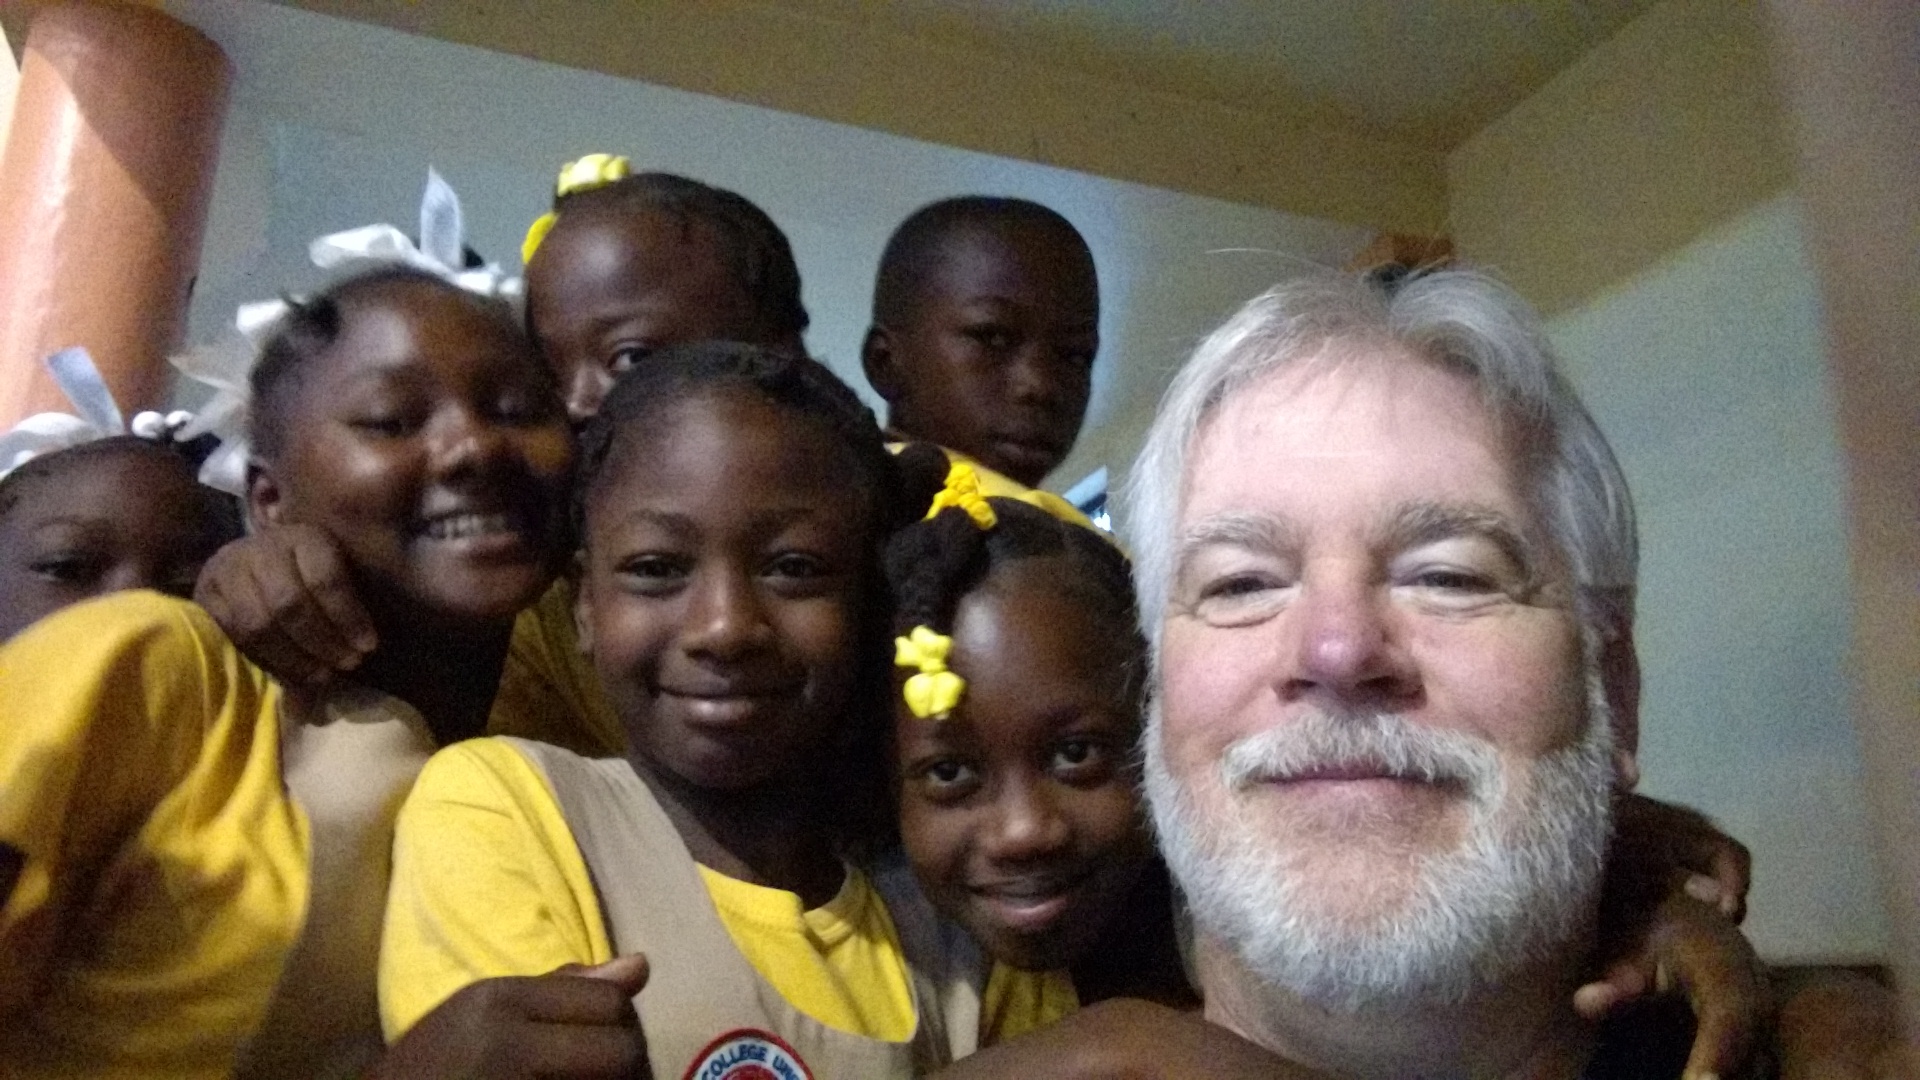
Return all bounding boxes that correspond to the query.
[888,442,1098,533]
[487,578,626,756]
[0,592,310,1080]
[379,737,914,1042]
[981,962,1079,1046]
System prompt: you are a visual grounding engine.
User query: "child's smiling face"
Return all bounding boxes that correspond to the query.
[895,557,1149,971]
[0,446,237,642]
[251,281,574,627]
[527,208,769,425]
[576,389,875,791]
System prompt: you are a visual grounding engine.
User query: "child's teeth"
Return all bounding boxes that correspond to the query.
[428,513,513,539]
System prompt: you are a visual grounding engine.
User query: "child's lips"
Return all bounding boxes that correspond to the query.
[970,872,1091,934]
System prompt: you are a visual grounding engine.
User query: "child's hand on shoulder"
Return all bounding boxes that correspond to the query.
[368,955,649,1080]
[195,523,377,685]
[1580,793,1768,1079]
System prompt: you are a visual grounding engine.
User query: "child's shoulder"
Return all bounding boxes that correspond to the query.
[5,589,232,658]
[409,736,601,836]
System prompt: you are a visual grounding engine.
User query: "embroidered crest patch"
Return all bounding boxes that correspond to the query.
[682,1029,814,1080]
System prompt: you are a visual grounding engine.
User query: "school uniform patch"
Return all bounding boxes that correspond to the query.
[682,1029,814,1080]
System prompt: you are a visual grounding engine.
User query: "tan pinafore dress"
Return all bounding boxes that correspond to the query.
[505,738,980,1080]
[234,686,439,1080]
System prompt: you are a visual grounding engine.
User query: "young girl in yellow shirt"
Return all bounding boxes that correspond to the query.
[0,264,576,1080]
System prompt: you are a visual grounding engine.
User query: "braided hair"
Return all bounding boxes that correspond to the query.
[884,441,1145,707]
[547,173,809,345]
[248,265,527,459]
[0,434,242,537]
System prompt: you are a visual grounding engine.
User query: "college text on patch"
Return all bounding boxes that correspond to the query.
[682,1028,814,1080]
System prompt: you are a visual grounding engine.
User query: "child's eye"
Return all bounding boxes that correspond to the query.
[490,390,552,426]
[916,758,981,800]
[28,553,102,585]
[1050,738,1115,781]
[965,325,1018,353]
[608,344,653,374]
[614,554,688,592]
[347,413,421,438]
[765,552,827,580]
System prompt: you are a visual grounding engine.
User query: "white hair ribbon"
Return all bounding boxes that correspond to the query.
[0,347,198,481]
[172,168,514,497]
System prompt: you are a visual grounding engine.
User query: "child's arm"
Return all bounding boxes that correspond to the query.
[933,998,1333,1080]
[368,956,649,1080]
[379,739,616,1040]
[194,524,377,686]
[1581,793,1769,1078]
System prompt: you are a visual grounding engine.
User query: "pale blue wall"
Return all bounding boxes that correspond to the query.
[1548,194,1883,962]
[164,0,1367,494]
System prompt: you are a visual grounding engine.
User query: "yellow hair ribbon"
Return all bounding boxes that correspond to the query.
[520,153,635,265]
[894,625,965,720]
[925,460,997,529]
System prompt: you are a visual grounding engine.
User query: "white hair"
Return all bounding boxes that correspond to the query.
[1143,674,1616,1013]
[1122,269,1638,655]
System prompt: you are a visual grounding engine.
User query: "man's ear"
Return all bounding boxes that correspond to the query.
[572,556,594,658]
[861,325,903,410]
[1601,622,1642,790]
[245,460,286,530]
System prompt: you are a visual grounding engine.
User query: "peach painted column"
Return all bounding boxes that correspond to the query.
[0,1,231,425]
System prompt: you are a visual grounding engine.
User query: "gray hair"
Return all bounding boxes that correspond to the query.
[1122,268,1637,651]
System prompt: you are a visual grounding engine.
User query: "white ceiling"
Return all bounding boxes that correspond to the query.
[764,0,1660,149]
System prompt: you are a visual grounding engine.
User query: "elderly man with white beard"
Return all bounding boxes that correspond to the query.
[1125,268,1676,1080]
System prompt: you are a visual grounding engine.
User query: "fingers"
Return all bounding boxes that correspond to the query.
[576,953,650,996]
[1658,897,1768,1080]
[515,973,641,1028]
[1574,959,1651,1019]
[193,529,372,685]
[510,1023,647,1079]
[290,535,378,657]
[1705,839,1752,924]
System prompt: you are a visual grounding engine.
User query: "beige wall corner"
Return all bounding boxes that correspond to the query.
[260,0,1447,233]
[1767,0,1920,1041]
[0,22,15,159]
[1446,0,1794,315]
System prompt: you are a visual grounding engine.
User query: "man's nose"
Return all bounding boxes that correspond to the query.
[982,777,1072,863]
[683,568,773,660]
[1279,575,1416,707]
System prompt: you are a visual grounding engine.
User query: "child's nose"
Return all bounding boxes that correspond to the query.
[983,779,1072,862]
[682,569,773,659]
[1006,349,1065,407]
[566,366,614,425]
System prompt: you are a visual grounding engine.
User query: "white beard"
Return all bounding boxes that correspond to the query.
[1143,681,1615,1014]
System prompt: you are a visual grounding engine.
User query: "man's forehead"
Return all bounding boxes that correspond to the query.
[1182,347,1517,506]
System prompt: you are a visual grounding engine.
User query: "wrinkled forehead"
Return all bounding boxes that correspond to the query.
[1186,343,1522,502]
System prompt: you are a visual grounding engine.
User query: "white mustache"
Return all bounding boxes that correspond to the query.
[1218,710,1504,805]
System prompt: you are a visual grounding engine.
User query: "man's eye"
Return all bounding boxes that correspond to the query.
[1190,572,1289,627]
[1408,568,1496,593]
[608,345,653,374]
